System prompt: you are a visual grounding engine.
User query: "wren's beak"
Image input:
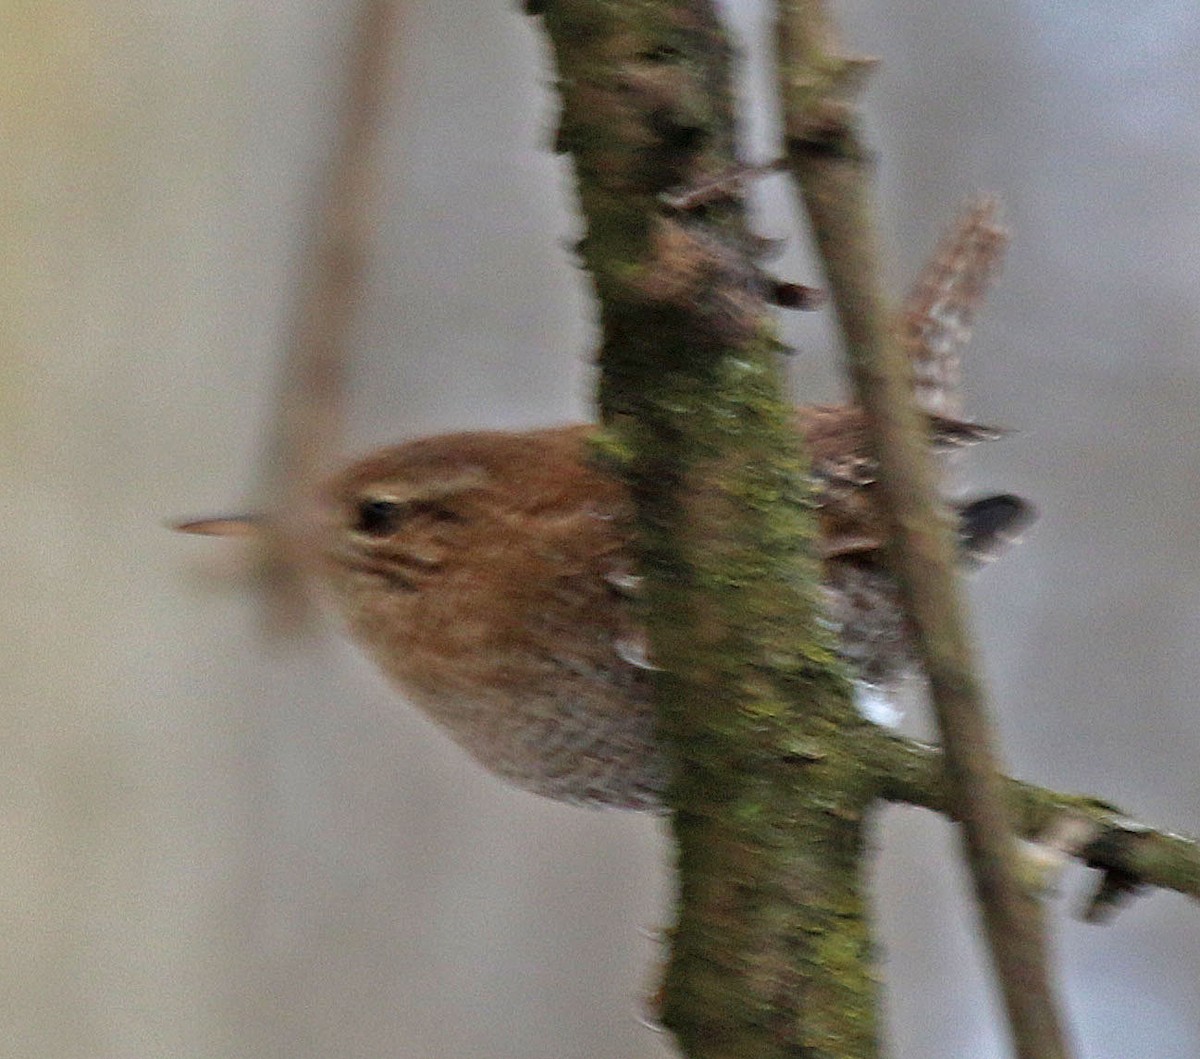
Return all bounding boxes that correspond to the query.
[171,514,261,537]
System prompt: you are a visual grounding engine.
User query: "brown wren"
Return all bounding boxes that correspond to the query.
[178,202,1030,811]
[179,410,1031,811]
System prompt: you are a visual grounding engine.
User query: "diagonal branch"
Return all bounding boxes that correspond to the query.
[775,3,1074,1058]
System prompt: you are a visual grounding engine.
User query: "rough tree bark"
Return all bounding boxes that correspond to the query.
[539,1,884,1055]
[529,0,1199,1058]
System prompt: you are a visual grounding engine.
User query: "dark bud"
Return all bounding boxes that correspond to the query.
[957,493,1036,566]
[1082,867,1146,924]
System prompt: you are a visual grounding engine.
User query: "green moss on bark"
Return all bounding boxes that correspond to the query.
[536,1,884,1056]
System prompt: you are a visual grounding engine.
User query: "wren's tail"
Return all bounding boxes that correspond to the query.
[956,493,1036,567]
[901,197,1008,420]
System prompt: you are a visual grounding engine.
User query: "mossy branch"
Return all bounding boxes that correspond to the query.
[538,1,884,1056]
[870,733,1200,910]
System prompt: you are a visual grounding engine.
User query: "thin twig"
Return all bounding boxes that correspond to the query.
[774,3,1074,1058]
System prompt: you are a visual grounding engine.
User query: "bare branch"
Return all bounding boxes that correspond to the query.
[775,3,1074,1058]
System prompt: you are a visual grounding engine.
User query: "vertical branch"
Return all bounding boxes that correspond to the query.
[775,3,1074,1058]
[256,0,403,626]
[537,1,885,1056]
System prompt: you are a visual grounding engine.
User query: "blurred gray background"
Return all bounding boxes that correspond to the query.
[4,1,1199,1057]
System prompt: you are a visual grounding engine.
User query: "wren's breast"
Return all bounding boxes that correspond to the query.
[345,548,922,811]
[388,658,667,811]
[350,576,669,811]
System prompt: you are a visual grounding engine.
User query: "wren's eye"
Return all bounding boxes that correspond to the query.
[353,497,409,536]
[352,495,463,536]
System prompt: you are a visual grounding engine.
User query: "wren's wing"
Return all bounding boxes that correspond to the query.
[899,197,1008,419]
[798,405,1010,559]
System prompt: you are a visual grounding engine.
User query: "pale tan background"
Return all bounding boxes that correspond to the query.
[4,1,1199,1057]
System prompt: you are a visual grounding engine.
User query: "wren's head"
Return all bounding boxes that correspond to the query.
[317,423,622,628]
[317,438,494,716]
[321,433,511,676]
[314,425,667,809]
